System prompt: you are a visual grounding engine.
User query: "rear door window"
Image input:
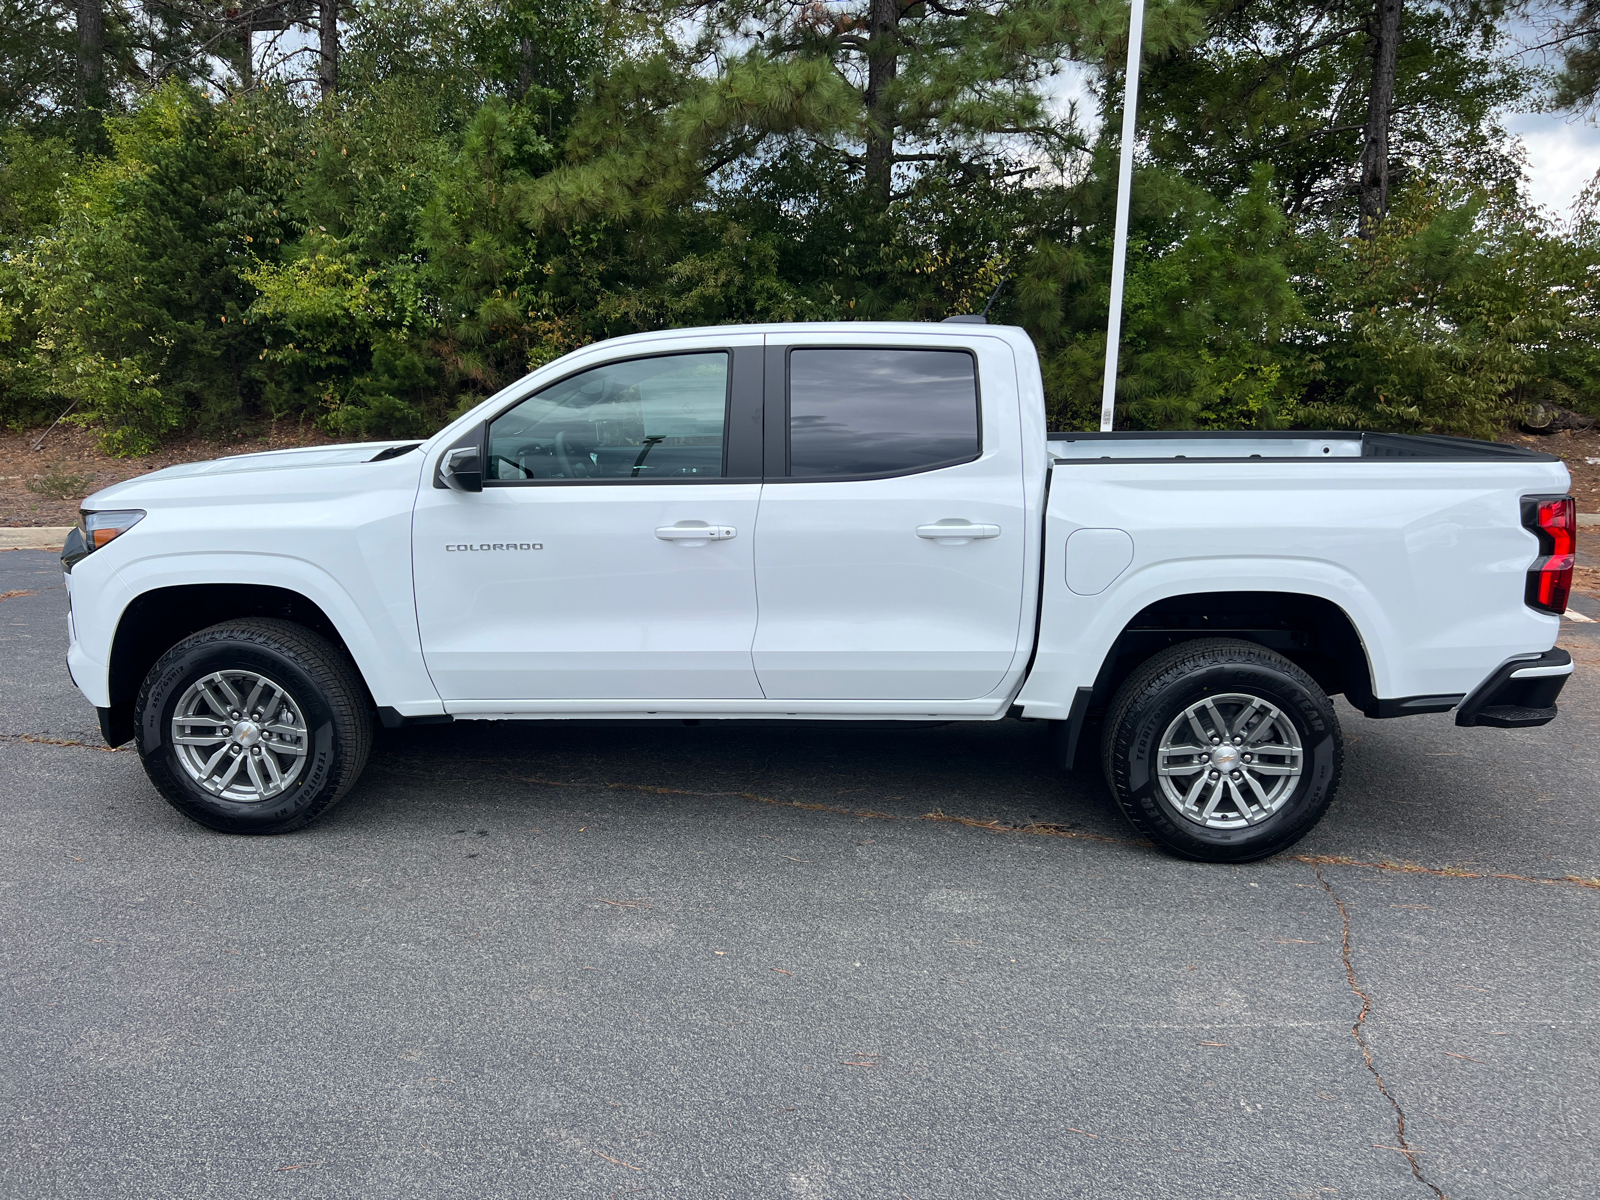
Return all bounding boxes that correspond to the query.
[786,348,979,478]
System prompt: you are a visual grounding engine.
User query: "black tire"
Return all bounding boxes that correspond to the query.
[1101,638,1342,863]
[135,619,373,834]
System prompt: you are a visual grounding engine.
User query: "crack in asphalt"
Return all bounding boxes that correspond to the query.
[1292,853,1600,892]
[1315,864,1448,1200]
[0,731,124,751]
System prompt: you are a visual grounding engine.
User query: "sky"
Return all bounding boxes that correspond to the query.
[1506,111,1599,215]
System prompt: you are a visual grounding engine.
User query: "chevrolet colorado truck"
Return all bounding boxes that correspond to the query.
[60,322,1578,861]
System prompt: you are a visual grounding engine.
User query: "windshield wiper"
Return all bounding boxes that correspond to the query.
[368,443,421,462]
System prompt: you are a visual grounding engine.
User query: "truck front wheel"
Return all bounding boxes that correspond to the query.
[134,619,373,834]
[1101,638,1343,863]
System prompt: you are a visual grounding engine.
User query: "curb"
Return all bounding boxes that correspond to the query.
[0,527,73,551]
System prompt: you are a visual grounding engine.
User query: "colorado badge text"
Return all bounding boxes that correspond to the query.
[445,543,543,551]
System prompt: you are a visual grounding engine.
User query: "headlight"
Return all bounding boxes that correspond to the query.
[61,509,145,573]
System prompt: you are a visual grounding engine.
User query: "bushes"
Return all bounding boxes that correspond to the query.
[1296,188,1600,439]
[9,86,285,450]
[1024,170,1600,435]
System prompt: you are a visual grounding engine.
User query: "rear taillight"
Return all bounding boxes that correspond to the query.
[1522,495,1575,615]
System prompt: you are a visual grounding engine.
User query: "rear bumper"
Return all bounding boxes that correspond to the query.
[1455,648,1572,728]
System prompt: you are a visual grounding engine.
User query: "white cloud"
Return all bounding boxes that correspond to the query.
[1505,112,1600,215]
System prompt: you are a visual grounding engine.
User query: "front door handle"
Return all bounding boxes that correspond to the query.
[917,521,1001,545]
[656,522,737,546]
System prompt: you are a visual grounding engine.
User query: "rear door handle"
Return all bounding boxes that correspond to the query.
[656,523,736,545]
[917,521,1000,544]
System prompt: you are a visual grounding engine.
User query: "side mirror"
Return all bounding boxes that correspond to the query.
[443,447,483,492]
[434,425,485,492]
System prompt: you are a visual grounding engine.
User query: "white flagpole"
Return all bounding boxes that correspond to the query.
[1099,0,1145,433]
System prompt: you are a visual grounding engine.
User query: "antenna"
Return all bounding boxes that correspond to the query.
[940,269,1009,325]
[979,270,1008,317]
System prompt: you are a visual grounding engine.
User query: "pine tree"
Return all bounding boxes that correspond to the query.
[1137,0,1532,226]
[1545,0,1600,113]
[525,0,1203,230]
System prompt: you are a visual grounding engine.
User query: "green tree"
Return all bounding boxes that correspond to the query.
[1297,184,1600,436]
[0,130,78,427]
[27,84,288,450]
[1136,0,1533,224]
[1542,0,1600,112]
[3,0,1596,450]
[0,1,76,131]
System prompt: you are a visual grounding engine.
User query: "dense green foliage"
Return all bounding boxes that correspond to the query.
[1545,0,1600,112]
[1,0,1596,451]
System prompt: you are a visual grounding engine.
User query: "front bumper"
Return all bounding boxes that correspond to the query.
[1455,648,1572,728]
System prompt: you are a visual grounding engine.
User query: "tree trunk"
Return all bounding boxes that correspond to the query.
[76,0,104,109]
[1357,0,1402,234]
[862,0,900,205]
[318,0,339,100]
[239,15,253,91]
[518,36,536,99]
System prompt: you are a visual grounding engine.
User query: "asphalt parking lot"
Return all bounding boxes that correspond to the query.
[2,547,1597,1200]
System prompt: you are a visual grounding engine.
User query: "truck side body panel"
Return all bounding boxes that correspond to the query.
[68,449,442,717]
[1016,458,1567,718]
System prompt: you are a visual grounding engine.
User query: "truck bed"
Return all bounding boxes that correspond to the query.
[1018,429,1571,721]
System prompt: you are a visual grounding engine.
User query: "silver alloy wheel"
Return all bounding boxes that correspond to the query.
[170,670,309,802]
[1155,692,1304,829]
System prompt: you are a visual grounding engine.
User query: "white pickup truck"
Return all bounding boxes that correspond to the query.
[60,322,1578,862]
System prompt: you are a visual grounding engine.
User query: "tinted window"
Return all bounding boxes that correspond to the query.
[788,349,979,477]
[487,352,729,481]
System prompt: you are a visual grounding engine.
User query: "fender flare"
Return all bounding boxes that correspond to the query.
[104,552,442,719]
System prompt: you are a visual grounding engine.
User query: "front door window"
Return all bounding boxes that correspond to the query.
[487,353,729,482]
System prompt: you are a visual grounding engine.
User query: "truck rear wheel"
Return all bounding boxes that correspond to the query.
[134,619,373,834]
[1101,638,1342,863]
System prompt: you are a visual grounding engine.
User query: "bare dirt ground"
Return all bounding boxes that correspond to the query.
[0,422,341,527]
[1502,425,1600,507]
